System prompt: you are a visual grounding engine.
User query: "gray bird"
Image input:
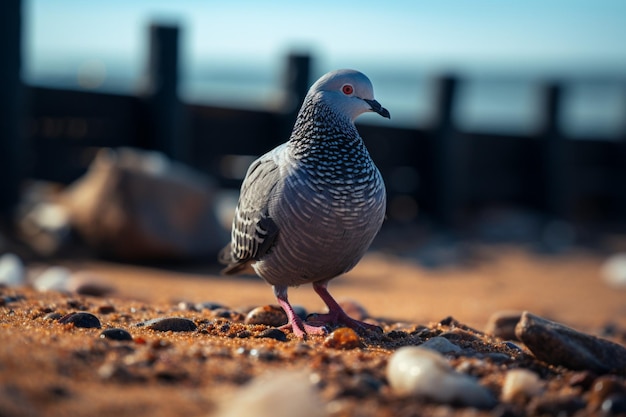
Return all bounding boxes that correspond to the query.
[219,69,390,338]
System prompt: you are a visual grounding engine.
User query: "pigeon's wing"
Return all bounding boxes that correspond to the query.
[219,154,281,275]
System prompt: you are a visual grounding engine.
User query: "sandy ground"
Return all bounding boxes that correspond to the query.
[72,247,626,333]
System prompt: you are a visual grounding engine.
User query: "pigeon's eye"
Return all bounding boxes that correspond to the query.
[342,84,354,95]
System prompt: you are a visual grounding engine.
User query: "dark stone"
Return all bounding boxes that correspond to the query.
[602,394,626,414]
[58,312,101,329]
[256,328,287,342]
[485,311,523,340]
[528,394,586,416]
[100,328,133,341]
[515,312,626,374]
[136,317,197,332]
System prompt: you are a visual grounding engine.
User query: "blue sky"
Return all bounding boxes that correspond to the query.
[26,0,626,76]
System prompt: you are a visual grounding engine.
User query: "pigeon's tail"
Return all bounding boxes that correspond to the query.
[218,244,255,275]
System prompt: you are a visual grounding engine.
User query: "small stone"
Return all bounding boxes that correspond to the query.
[0,253,25,287]
[195,301,226,311]
[245,305,288,327]
[601,394,626,414]
[216,371,326,417]
[100,328,133,341]
[601,253,626,288]
[67,272,114,297]
[588,376,626,409]
[501,369,543,402]
[33,266,71,292]
[58,312,101,329]
[256,328,287,342]
[43,312,62,321]
[97,305,116,314]
[485,311,523,340]
[333,299,369,321]
[136,317,197,332]
[515,311,626,374]
[323,328,362,350]
[386,346,495,408]
[421,336,462,354]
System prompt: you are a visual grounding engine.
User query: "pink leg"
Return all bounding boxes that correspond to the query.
[273,285,326,339]
[310,281,381,334]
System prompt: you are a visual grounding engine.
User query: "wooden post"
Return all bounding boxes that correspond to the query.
[280,53,311,140]
[142,24,186,162]
[0,0,24,217]
[539,83,567,219]
[430,75,464,228]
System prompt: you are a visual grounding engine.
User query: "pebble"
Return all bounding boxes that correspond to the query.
[334,299,369,321]
[136,317,197,332]
[420,336,462,354]
[601,253,626,288]
[601,394,626,414]
[0,253,25,287]
[527,394,585,416]
[485,311,523,340]
[100,328,133,341]
[588,376,626,409]
[43,312,63,321]
[515,311,626,374]
[244,305,288,327]
[32,266,71,292]
[216,370,326,417]
[323,328,362,350]
[386,346,495,408]
[58,312,101,329]
[256,328,287,342]
[66,272,114,297]
[500,369,543,402]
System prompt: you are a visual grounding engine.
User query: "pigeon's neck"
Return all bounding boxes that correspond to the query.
[288,97,363,157]
[286,97,376,181]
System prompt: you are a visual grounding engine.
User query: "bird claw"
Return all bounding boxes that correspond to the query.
[279,321,328,339]
[306,312,382,335]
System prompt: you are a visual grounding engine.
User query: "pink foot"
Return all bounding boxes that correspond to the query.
[311,281,382,335]
[273,285,328,339]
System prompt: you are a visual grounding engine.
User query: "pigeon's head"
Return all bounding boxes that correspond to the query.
[308,69,390,122]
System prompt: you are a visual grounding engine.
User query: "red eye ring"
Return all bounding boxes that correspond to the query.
[342,84,354,95]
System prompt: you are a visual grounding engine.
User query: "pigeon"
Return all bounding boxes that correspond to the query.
[219,69,390,338]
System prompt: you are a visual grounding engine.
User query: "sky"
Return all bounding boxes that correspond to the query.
[25,0,626,77]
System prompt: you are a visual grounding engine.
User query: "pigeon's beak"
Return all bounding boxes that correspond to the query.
[363,99,391,119]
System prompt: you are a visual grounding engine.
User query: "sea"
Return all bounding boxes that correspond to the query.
[24,56,626,140]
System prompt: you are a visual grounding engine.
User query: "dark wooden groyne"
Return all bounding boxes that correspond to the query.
[1,0,625,232]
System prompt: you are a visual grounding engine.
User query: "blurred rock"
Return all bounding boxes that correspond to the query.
[601,253,626,288]
[0,253,25,287]
[515,311,626,374]
[32,266,72,292]
[386,346,495,408]
[60,147,228,261]
[217,370,327,417]
[501,369,544,402]
[485,311,524,340]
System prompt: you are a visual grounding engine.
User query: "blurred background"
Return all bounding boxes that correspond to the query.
[1,0,626,262]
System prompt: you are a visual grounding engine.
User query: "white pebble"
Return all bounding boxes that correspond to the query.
[386,346,494,408]
[421,336,462,354]
[0,253,25,287]
[601,253,626,288]
[217,371,327,417]
[501,369,543,402]
[33,266,71,292]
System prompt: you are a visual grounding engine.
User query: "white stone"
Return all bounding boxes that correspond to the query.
[501,369,543,402]
[386,346,494,408]
[601,253,626,288]
[33,266,71,292]
[0,253,25,287]
[217,370,327,417]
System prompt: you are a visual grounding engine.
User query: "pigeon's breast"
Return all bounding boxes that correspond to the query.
[254,155,386,286]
